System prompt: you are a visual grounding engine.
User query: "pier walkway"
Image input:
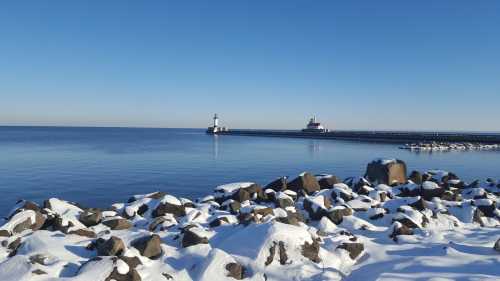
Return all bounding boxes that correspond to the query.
[215,129,500,144]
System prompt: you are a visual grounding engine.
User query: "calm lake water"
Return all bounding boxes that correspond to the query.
[1,126,499,215]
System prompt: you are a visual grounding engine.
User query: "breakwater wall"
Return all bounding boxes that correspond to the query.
[215,129,500,144]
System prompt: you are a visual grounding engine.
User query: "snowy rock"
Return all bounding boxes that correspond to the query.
[221,199,241,214]
[408,170,423,184]
[303,195,331,220]
[336,242,364,259]
[390,221,413,240]
[421,181,445,200]
[365,158,407,185]
[96,236,126,256]
[225,262,245,279]
[152,198,186,218]
[131,234,162,259]
[326,206,352,224]
[0,209,45,236]
[301,239,321,263]
[102,218,133,230]
[408,197,427,211]
[287,172,320,195]
[265,177,287,192]
[317,174,342,189]
[79,208,103,227]
[494,239,500,252]
[182,227,209,248]
[275,192,294,209]
[275,211,303,226]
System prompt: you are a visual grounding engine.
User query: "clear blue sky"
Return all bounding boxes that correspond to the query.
[1,1,499,131]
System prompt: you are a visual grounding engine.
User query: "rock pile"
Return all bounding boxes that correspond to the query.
[0,159,498,280]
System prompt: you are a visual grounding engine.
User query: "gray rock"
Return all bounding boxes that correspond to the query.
[318,175,342,189]
[288,173,320,195]
[275,197,294,209]
[68,228,97,238]
[326,207,352,224]
[131,234,162,259]
[232,189,251,203]
[365,159,407,185]
[209,217,230,228]
[225,262,245,280]
[409,197,427,211]
[337,242,364,259]
[96,236,126,256]
[303,196,331,220]
[409,171,422,184]
[102,218,132,230]
[301,240,321,263]
[182,228,208,248]
[276,212,303,226]
[79,209,102,227]
[11,210,45,234]
[494,238,500,252]
[152,202,186,218]
[265,177,287,192]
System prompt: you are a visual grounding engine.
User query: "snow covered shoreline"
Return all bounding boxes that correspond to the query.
[400,142,500,152]
[0,159,499,281]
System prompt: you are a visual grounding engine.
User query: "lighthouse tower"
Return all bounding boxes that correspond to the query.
[207,113,226,134]
[213,114,219,127]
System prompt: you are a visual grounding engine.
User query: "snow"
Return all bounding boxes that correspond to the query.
[161,194,182,206]
[116,258,130,274]
[0,169,498,281]
[214,182,253,195]
[373,158,397,165]
[475,198,494,206]
[422,181,440,190]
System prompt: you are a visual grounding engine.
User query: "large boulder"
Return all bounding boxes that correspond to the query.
[152,197,186,218]
[96,236,126,256]
[317,175,342,189]
[182,228,209,248]
[102,218,133,230]
[288,172,320,195]
[79,209,102,227]
[303,195,331,220]
[337,242,364,259]
[226,262,245,280]
[365,159,407,185]
[301,240,321,263]
[265,177,287,192]
[421,181,445,200]
[131,234,162,259]
[326,206,352,224]
[231,189,251,203]
[408,171,422,184]
[0,210,46,236]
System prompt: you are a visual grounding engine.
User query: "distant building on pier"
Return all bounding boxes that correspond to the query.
[302,116,328,133]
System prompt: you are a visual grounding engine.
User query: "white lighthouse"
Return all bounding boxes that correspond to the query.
[207,113,227,134]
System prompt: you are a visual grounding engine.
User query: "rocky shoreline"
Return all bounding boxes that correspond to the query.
[400,142,500,152]
[0,159,499,281]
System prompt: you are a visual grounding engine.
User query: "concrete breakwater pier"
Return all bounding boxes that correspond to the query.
[214,129,500,144]
[207,114,500,144]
